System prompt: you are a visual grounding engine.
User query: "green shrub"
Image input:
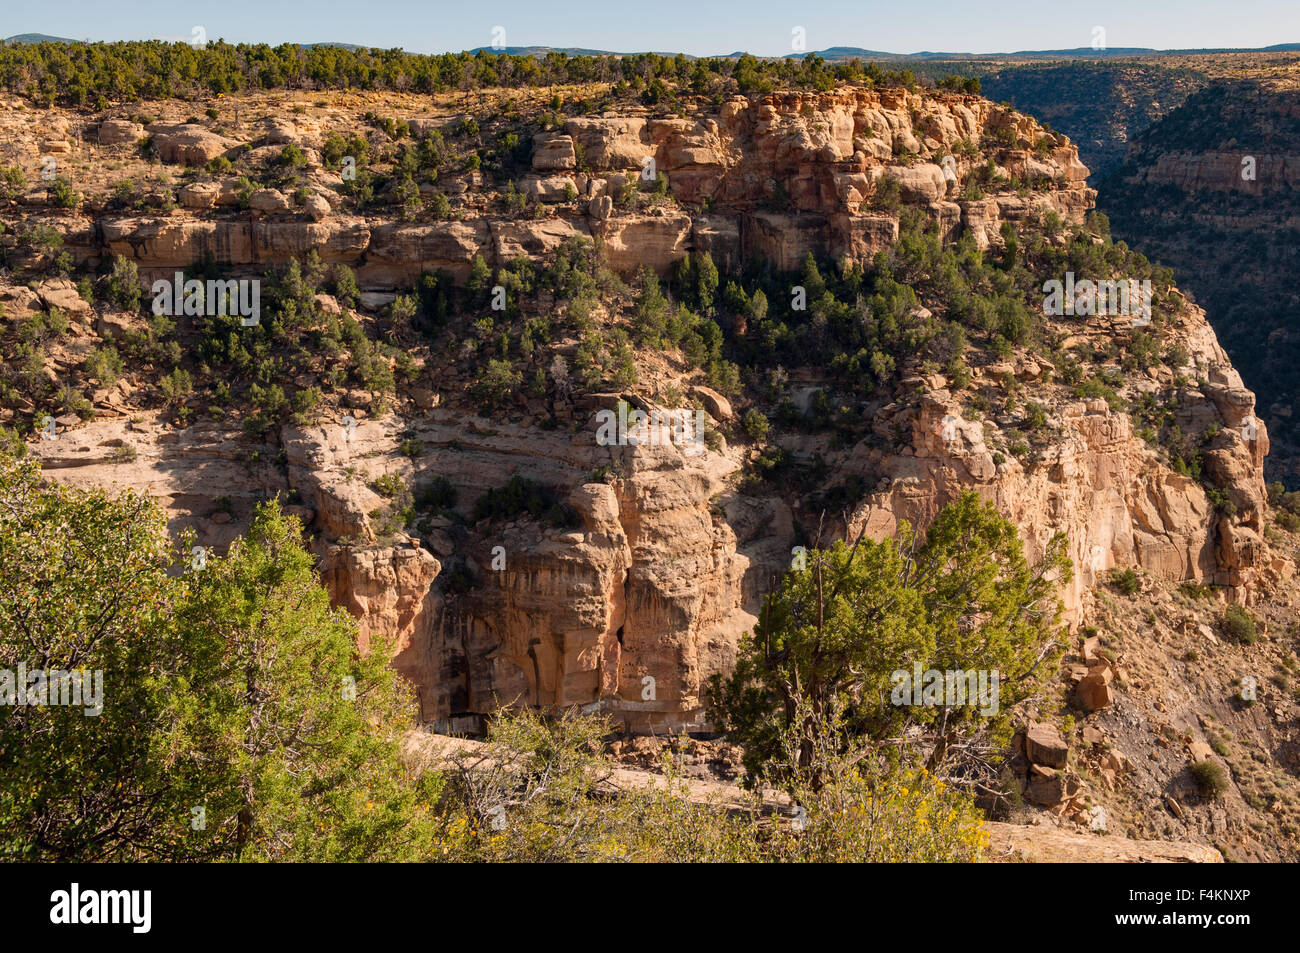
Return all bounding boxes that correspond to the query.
[159,367,193,405]
[1110,568,1140,597]
[415,475,457,511]
[84,346,124,385]
[741,409,770,444]
[1180,582,1215,600]
[49,178,79,208]
[277,144,307,168]
[1221,604,1258,645]
[473,358,522,409]
[102,256,142,311]
[1190,760,1229,799]
[332,264,360,309]
[372,473,407,498]
[473,476,574,528]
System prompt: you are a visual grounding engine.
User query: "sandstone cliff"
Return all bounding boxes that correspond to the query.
[1,86,1288,736]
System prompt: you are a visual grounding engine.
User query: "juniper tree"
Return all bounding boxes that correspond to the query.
[0,452,441,861]
[709,492,1070,790]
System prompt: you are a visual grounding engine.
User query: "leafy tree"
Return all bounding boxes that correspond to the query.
[0,453,191,860]
[709,492,1070,789]
[0,452,441,861]
[693,252,719,315]
[172,502,442,861]
[332,264,361,310]
[103,254,142,311]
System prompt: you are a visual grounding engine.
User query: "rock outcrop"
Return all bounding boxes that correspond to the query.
[8,86,1286,737]
[10,87,1094,286]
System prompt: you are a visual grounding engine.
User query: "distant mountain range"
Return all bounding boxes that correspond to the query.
[0,34,365,48]
[3,33,81,44]
[4,34,1299,58]
[468,43,1300,60]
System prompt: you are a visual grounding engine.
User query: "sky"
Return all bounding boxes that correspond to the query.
[10,0,1300,56]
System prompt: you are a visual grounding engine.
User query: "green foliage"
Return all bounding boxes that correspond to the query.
[159,367,193,405]
[1110,568,1140,597]
[332,264,361,310]
[1190,759,1229,799]
[277,143,307,168]
[473,358,522,409]
[103,255,142,311]
[0,165,24,199]
[709,492,1070,787]
[472,476,574,528]
[937,74,981,95]
[1221,604,1259,645]
[372,472,407,498]
[0,454,441,860]
[48,178,79,208]
[741,409,771,444]
[83,346,124,385]
[414,475,457,512]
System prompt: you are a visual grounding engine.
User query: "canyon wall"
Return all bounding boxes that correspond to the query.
[9,87,1286,730]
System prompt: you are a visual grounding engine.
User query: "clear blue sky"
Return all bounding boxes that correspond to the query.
[14,0,1300,56]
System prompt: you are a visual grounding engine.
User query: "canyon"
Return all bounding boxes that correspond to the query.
[3,75,1299,858]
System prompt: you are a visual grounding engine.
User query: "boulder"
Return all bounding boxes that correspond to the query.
[521,175,577,203]
[178,182,221,210]
[691,385,733,421]
[304,194,331,221]
[882,163,948,203]
[150,124,238,165]
[533,134,577,171]
[249,189,291,214]
[1027,764,1067,806]
[1025,723,1069,768]
[314,293,342,315]
[96,119,145,145]
[37,279,92,315]
[259,118,298,144]
[1077,669,1114,711]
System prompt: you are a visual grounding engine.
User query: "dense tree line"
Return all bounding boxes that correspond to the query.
[0,40,949,107]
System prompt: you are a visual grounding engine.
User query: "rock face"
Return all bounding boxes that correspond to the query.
[29,281,1283,733]
[12,88,1287,734]
[24,88,1093,285]
[274,413,792,730]
[841,338,1281,610]
[986,821,1222,862]
[322,543,443,717]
